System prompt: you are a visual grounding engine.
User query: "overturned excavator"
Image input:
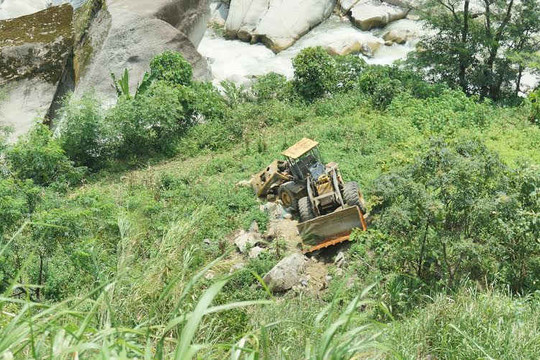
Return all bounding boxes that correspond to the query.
[251,138,367,253]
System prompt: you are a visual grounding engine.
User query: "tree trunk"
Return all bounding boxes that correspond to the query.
[515,65,523,96]
[458,0,470,93]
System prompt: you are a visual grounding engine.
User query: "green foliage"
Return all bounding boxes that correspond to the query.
[0,177,30,238]
[411,0,540,100]
[108,81,189,158]
[529,88,540,125]
[293,47,337,100]
[388,90,492,133]
[111,68,155,99]
[5,124,84,187]
[57,93,111,170]
[365,139,539,292]
[252,72,291,102]
[334,54,366,92]
[2,47,540,359]
[150,50,192,86]
[391,288,540,359]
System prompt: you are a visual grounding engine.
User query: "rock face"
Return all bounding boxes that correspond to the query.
[323,32,382,56]
[381,18,423,45]
[349,0,408,30]
[0,0,211,140]
[263,253,307,292]
[225,0,336,53]
[0,4,74,140]
[76,0,211,97]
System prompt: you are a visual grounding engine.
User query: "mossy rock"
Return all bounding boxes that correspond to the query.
[0,4,74,84]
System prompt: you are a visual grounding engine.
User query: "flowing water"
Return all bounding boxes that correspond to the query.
[199,16,423,84]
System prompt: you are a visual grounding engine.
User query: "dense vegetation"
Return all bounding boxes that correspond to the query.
[410,0,540,101]
[0,47,539,359]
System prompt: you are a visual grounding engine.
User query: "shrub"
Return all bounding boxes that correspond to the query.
[5,124,84,187]
[184,81,228,121]
[57,93,111,170]
[108,81,189,158]
[0,177,30,238]
[366,138,539,292]
[358,66,402,109]
[335,55,366,92]
[293,47,337,100]
[528,89,540,125]
[252,72,291,102]
[150,51,192,86]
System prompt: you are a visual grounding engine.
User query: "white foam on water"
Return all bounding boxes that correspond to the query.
[199,15,424,84]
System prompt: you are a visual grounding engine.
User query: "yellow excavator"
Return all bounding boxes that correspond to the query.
[251,138,367,253]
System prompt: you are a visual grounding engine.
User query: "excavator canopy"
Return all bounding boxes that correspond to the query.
[282,138,319,159]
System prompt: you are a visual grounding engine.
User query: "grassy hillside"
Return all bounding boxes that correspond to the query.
[0,49,539,359]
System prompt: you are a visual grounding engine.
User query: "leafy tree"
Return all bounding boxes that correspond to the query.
[150,50,192,86]
[252,72,291,102]
[57,93,112,170]
[410,0,540,100]
[5,124,84,187]
[108,81,189,158]
[335,55,366,92]
[293,47,337,100]
[368,139,539,292]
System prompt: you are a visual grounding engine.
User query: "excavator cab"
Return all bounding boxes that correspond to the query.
[282,138,324,182]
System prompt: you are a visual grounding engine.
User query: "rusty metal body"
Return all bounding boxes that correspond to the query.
[251,160,290,198]
[298,206,367,253]
[251,138,368,253]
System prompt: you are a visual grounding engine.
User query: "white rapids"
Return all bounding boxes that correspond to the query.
[198,15,423,84]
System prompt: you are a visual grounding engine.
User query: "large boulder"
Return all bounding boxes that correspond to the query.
[0,0,211,140]
[225,0,336,53]
[381,18,424,45]
[0,4,74,140]
[76,0,211,97]
[292,15,383,57]
[263,253,307,292]
[349,0,408,30]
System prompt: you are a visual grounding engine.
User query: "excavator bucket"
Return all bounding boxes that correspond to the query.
[297,206,367,253]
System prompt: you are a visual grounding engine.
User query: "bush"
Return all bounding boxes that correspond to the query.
[57,93,111,170]
[335,55,366,92]
[293,47,337,100]
[528,89,540,125]
[0,177,30,238]
[252,72,292,102]
[5,124,84,187]
[366,138,539,292]
[184,81,228,121]
[149,51,192,86]
[108,81,189,158]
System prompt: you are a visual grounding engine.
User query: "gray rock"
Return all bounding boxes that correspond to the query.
[76,0,211,98]
[0,4,74,141]
[234,230,262,253]
[263,253,307,292]
[334,251,346,267]
[350,0,408,31]
[209,2,229,27]
[249,220,259,233]
[249,246,265,258]
[225,0,336,52]
[203,238,212,246]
